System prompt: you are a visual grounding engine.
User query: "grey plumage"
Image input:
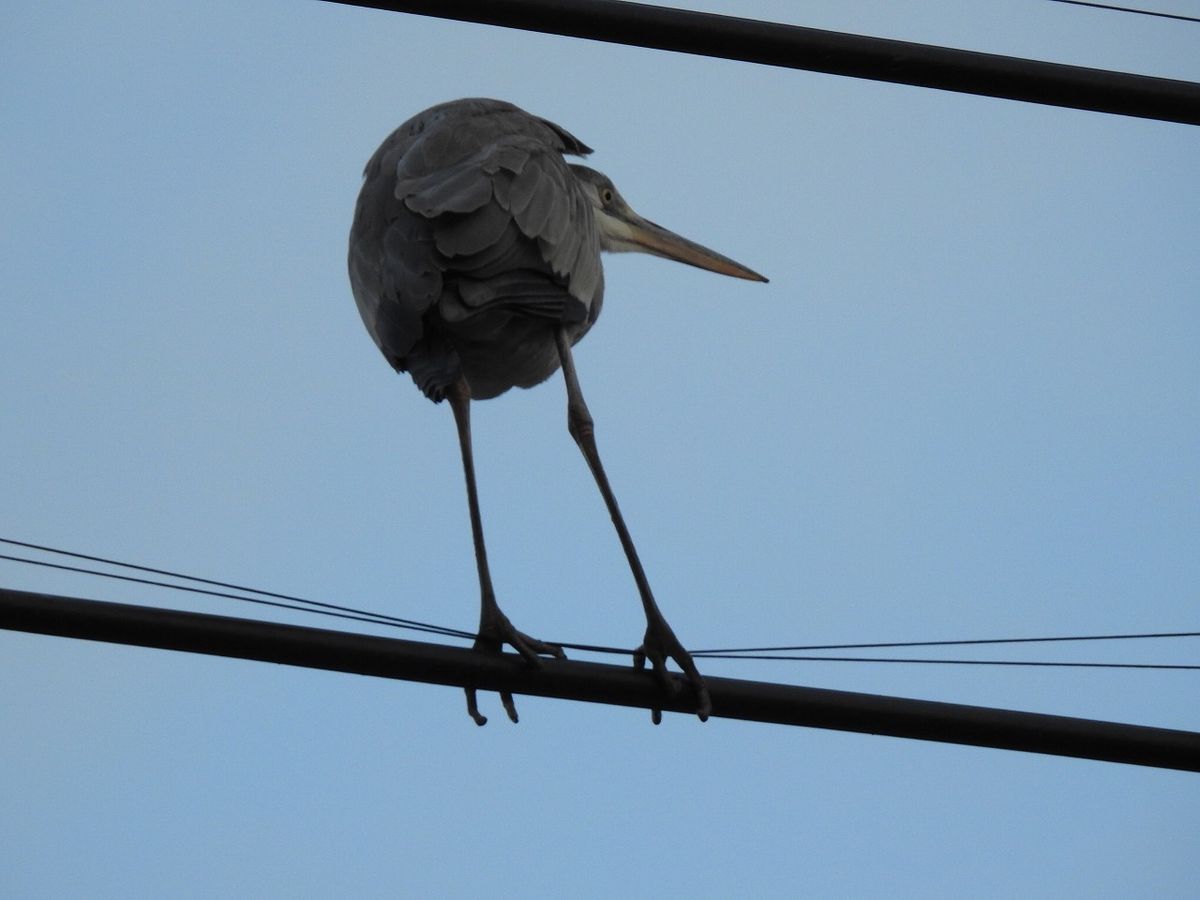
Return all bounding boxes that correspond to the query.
[349,98,603,401]
[347,98,766,726]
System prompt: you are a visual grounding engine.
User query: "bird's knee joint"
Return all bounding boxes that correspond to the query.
[567,399,593,434]
[567,412,594,443]
[568,422,594,446]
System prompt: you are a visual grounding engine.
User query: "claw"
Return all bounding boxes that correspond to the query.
[500,690,519,724]
[633,650,663,724]
[466,687,488,726]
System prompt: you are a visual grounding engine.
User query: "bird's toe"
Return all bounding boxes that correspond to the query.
[635,617,709,724]
[467,607,561,725]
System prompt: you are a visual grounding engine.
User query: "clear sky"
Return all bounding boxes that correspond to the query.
[3,1,1198,897]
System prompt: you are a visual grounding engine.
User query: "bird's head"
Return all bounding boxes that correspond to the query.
[570,165,767,283]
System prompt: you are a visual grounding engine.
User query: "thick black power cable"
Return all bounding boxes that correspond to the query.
[328,0,1200,126]
[5,588,1199,770]
[1047,0,1200,24]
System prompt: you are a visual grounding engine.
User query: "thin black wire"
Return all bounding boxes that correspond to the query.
[1046,0,1200,23]
[0,539,636,655]
[0,553,473,640]
[0,538,473,640]
[0,551,636,655]
[3,538,1195,669]
[693,631,1200,654]
[696,653,1200,670]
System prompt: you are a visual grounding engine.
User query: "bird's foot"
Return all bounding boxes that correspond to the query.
[466,606,564,727]
[633,613,711,725]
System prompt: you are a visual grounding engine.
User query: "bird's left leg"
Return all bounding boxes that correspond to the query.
[446,376,564,726]
[554,327,711,724]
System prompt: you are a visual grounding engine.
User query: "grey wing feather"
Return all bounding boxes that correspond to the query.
[539,184,571,247]
[401,162,494,216]
[400,132,602,311]
[512,162,563,241]
[502,156,544,218]
[434,201,513,258]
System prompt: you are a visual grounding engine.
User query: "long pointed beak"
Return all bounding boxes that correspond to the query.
[618,212,768,283]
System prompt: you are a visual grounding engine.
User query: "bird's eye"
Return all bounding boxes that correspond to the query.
[601,188,614,206]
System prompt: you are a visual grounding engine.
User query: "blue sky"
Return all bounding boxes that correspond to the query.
[2,1,1198,897]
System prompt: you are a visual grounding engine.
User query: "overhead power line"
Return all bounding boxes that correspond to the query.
[325,0,1200,126]
[3,586,1198,772]
[0,552,466,635]
[4,538,1196,668]
[696,631,1200,653]
[1047,0,1200,24]
[694,653,1199,670]
[0,538,471,639]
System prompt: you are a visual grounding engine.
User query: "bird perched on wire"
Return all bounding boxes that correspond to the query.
[348,98,766,726]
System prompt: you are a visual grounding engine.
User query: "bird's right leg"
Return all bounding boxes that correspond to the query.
[553,329,711,724]
[446,376,564,726]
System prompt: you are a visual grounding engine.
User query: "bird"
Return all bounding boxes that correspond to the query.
[348,98,766,726]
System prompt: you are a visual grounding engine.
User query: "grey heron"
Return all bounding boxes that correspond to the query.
[348,98,766,726]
